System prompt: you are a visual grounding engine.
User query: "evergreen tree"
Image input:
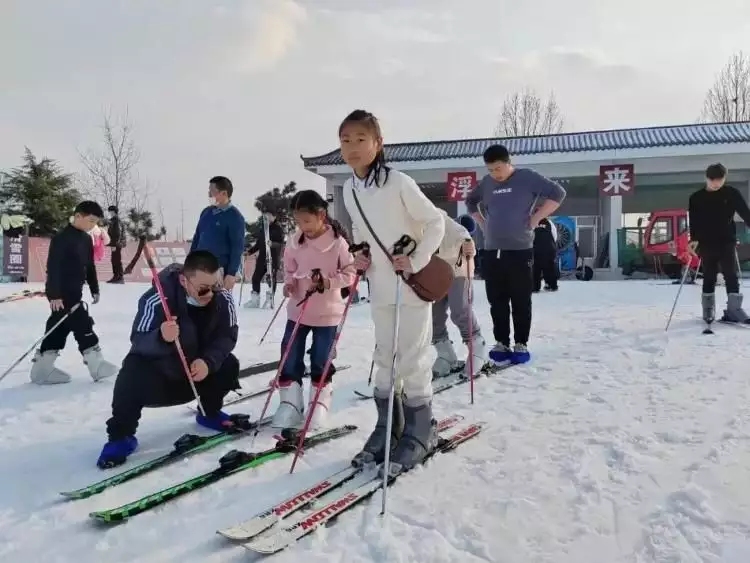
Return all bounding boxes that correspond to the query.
[245,181,298,247]
[0,148,81,236]
[122,208,167,274]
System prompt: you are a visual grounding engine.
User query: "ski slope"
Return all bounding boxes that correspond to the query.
[1,280,750,562]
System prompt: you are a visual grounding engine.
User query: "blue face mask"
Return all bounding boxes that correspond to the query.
[186,295,208,307]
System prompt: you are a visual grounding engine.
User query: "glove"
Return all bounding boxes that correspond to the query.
[92,293,100,305]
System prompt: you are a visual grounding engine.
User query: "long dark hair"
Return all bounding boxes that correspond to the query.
[289,190,345,245]
[338,109,390,187]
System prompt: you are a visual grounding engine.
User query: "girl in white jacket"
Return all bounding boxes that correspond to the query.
[340,109,445,476]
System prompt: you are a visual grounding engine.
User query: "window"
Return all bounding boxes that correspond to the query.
[678,216,688,235]
[648,218,673,245]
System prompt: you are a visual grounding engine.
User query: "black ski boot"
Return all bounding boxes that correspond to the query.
[351,388,404,467]
[380,397,438,478]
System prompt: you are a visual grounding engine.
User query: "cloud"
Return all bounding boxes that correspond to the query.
[230,0,307,74]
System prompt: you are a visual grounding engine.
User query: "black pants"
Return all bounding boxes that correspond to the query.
[40,300,98,353]
[533,252,558,291]
[111,247,124,280]
[251,254,279,294]
[483,249,533,346]
[279,320,337,385]
[701,243,739,294]
[105,353,240,440]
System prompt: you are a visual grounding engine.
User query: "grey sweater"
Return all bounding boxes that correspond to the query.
[466,168,566,251]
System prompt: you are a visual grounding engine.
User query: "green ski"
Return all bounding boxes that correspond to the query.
[61,414,272,500]
[89,424,357,523]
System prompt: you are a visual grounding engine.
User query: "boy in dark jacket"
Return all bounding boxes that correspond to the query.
[689,163,750,324]
[97,250,242,468]
[244,211,285,308]
[30,201,119,385]
[532,218,559,292]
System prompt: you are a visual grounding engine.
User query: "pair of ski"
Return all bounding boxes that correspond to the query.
[188,364,352,412]
[353,361,513,401]
[87,424,359,522]
[218,414,484,555]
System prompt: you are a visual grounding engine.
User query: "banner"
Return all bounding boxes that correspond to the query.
[446,172,477,202]
[2,233,29,277]
[599,164,635,196]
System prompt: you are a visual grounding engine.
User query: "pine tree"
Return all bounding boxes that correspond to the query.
[245,181,298,247]
[122,208,167,274]
[0,148,81,236]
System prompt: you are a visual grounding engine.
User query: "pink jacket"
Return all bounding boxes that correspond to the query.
[283,226,356,327]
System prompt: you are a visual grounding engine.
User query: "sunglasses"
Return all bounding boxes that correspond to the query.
[186,277,222,297]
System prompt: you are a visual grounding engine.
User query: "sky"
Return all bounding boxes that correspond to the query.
[2,0,750,237]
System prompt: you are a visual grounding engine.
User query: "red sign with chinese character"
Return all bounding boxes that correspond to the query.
[446,172,477,202]
[599,164,635,197]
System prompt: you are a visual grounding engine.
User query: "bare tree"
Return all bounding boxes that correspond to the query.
[494,88,565,137]
[80,109,143,211]
[701,51,750,123]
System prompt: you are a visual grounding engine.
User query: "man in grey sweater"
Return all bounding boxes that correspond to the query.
[466,144,566,364]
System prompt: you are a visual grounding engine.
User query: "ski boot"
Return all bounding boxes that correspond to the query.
[243,292,260,308]
[461,334,487,379]
[702,293,716,324]
[97,436,138,469]
[262,290,274,309]
[432,338,459,379]
[306,380,333,429]
[721,293,750,324]
[29,349,72,384]
[381,397,438,478]
[83,346,119,382]
[272,381,305,429]
[352,388,404,467]
[488,342,513,364]
[510,343,531,364]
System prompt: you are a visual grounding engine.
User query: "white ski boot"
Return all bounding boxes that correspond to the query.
[306,380,333,429]
[243,292,260,308]
[462,334,487,379]
[432,338,460,378]
[262,289,274,309]
[83,346,119,381]
[272,381,305,429]
[30,350,72,385]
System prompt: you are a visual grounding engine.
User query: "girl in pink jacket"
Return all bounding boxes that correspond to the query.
[273,190,356,430]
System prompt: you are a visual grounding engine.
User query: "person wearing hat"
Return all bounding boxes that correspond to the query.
[107,205,126,283]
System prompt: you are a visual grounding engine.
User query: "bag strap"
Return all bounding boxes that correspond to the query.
[351,188,394,264]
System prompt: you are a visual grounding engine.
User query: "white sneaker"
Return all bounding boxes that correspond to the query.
[83,346,119,382]
[463,334,487,379]
[272,381,304,429]
[307,381,333,429]
[29,350,72,385]
[243,292,260,308]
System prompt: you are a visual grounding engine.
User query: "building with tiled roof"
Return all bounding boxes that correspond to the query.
[301,121,750,275]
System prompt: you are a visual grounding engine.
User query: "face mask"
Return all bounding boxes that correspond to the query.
[186,295,208,307]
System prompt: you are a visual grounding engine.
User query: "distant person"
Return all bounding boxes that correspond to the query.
[90,222,110,263]
[106,205,126,283]
[31,201,119,385]
[244,211,285,308]
[688,163,750,325]
[190,176,246,291]
[466,144,566,365]
[532,218,559,292]
[96,251,242,469]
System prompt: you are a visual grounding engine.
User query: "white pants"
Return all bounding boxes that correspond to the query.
[371,303,435,403]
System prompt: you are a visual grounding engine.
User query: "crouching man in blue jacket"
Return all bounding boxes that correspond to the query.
[97,250,243,469]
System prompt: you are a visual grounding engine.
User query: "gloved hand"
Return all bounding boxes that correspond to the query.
[92,293,100,305]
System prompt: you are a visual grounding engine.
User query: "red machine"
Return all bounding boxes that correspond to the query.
[643,208,700,273]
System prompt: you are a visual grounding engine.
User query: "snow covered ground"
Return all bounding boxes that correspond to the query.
[1,279,750,563]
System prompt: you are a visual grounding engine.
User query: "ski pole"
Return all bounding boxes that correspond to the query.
[0,302,82,384]
[289,272,364,474]
[465,239,475,405]
[665,257,701,332]
[367,356,375,387]
[735,248,744,289]
[258,296,288,345]
[237,254,246,305]
[142,245,206,417]
[250,289,316,447]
